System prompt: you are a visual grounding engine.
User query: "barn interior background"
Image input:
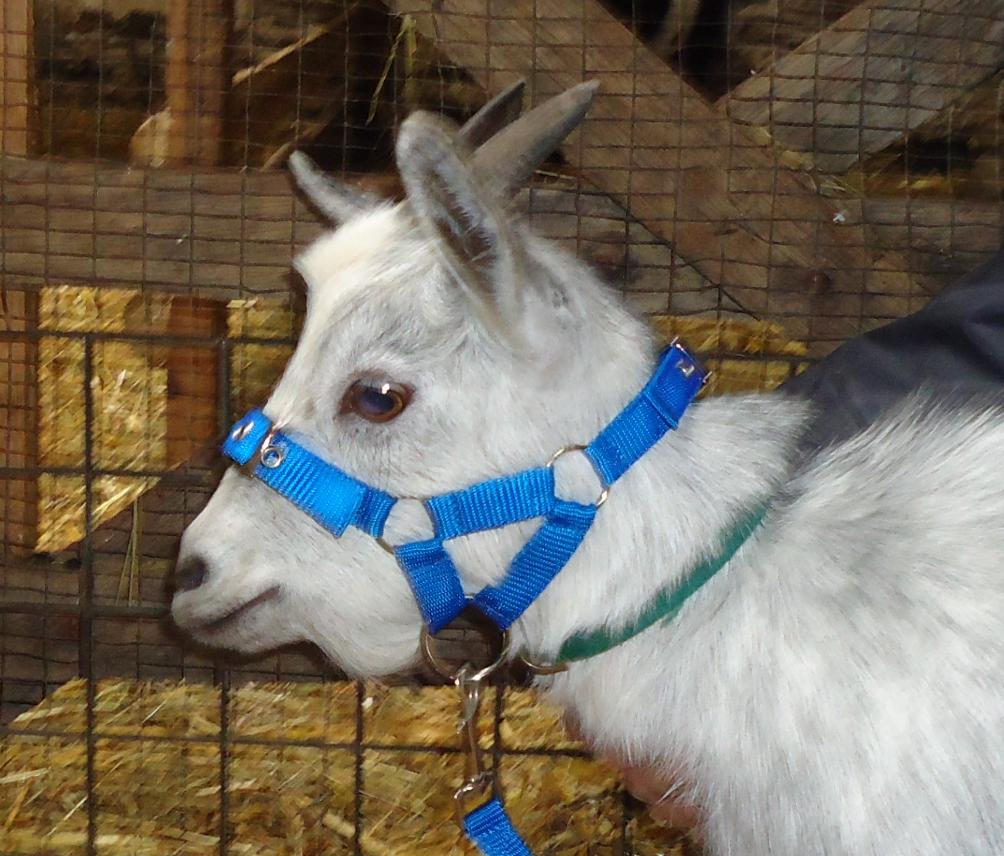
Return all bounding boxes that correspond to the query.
[0,0,1002,852]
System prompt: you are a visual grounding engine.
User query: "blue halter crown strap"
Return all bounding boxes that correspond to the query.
[222,341,708,635]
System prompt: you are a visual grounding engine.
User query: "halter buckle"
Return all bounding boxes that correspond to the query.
[667,336,712,390]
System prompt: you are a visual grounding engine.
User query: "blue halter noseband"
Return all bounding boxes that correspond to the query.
[222,341,707,638]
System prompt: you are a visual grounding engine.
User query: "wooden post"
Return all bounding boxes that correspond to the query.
[165,0,233,165]
[165,297,227,465]
[719,0,1004,175]
[0,0,35,156]
[0,288,38,553]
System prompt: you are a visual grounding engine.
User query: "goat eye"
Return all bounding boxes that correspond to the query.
[342,380,412,423]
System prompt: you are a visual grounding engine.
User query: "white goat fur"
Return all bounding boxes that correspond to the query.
[173,99,1004,855]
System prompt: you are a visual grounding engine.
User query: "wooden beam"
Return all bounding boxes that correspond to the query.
[0,0,35,156]
[165,0,233,166]
[389,0,949,352]
[719,0,1004,174]
[3,157,998,343]
[857,196,1004,283]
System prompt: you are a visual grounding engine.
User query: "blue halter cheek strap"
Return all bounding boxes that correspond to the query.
[222,342,707,635]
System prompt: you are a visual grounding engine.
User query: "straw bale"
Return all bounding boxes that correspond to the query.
[652,314,809,395]
[363,683,494,748]
[361,749,467,854]
[1,734,356,855]
[501,754,622,855]
[651,315,807,360]
[8,678,220,737]
[227,298,300,341]
[1,678,702,855]
[36,334,86,471]
[3,680,356,855]
[36,287,172,553]
[227,298,298,416]
[230,681,357,745]
[230,342,295,416]
[499,689,584,753]
[227,743,356,855]
[40,287,174,336]
[32,288,302,553]
[628,813,703,856]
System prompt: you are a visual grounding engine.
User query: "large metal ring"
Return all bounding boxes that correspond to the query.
[420,618,511,684]
[546,444,609,508]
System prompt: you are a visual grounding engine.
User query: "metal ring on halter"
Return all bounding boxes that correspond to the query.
[517,652,569,676]
[546,444,609,508]
[420,620,512,683]
[259,425,288,469]
[376,497,434,555]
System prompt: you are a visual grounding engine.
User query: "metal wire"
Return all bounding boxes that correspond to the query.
[1,0,1002,852]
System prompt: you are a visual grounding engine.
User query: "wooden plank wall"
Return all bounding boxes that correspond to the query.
[2,156,1000,337]
[720,0,1004,174]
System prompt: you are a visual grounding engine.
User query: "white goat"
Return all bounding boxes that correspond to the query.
[172,82,1004,855]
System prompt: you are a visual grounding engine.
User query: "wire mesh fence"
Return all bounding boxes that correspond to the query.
[1,0,1002,852]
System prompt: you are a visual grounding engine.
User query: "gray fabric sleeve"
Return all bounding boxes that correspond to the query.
[782,250,1004,451]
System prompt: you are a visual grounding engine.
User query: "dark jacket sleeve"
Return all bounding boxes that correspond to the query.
[782,249,1004,451]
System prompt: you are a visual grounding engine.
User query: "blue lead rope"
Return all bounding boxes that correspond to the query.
[221,341,709,856]
[465,798,535,856]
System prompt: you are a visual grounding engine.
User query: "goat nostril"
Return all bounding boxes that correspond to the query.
[174,555,210,592]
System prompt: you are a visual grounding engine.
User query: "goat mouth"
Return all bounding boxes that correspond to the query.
[194,586,282,633]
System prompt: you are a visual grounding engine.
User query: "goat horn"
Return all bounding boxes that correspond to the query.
[472,80,600,197]
[458,79,526,147]
[289,81,527,222]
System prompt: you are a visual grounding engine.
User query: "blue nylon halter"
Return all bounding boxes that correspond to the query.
[221,340,706,856]
[222,341,707,635]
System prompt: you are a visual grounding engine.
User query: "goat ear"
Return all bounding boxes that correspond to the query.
[288,151,380,224]
[396,112,523,335]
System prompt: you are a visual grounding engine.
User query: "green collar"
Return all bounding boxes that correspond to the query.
[554,505,768,665]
